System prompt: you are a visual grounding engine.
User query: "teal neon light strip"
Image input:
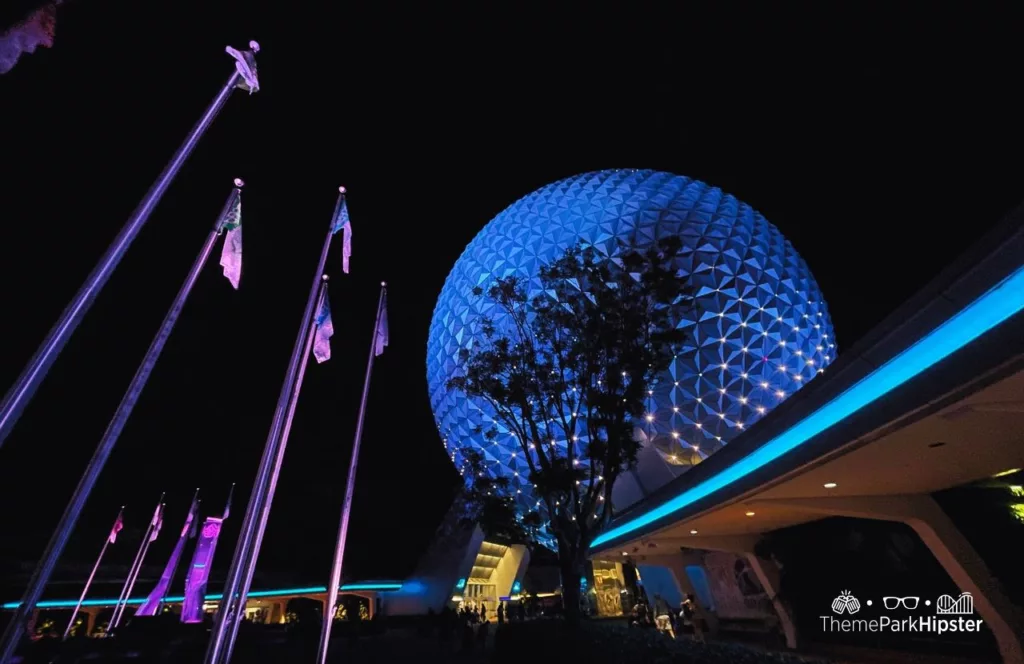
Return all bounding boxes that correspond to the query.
[593,263,1024,548]
[1,583,404,610]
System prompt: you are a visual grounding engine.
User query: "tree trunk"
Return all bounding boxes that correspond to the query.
[559,547,587,628]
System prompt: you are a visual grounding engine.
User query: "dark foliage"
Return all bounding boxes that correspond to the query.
[447,238,694,622]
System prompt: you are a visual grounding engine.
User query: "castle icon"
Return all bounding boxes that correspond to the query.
[936,592,974,615]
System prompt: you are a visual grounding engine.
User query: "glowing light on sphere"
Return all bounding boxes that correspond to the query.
[426,170,836,516]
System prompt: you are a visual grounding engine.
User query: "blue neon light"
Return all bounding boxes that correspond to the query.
[511,580,521,594]
[1,582,404,611]
[455,578,466,591]
[592,264,1024,548]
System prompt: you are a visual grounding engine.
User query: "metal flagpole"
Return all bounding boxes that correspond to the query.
[0,181,245,664]
[138,489,200,617]
[0,42,260,451]
[111,513,160,630]
[222,279,329,664]
[109,498,162,633]
[315,282,387,664]
[204,188,347,664]
[62,507,124,640]
[159,495,200,611]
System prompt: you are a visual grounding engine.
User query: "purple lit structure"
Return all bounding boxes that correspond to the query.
[182,487,233,623]
[0,43,259,452]
[61,508,123,640]
[110,499,164,630]
[205,188,350,664]
[0,177,248,664]
[221,279,329,664]
[136,492,200,617]
[316,283,388,664]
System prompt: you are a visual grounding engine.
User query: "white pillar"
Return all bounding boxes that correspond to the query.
[754,494,1024,664]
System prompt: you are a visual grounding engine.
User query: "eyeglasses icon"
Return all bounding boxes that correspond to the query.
[882,597,920,610]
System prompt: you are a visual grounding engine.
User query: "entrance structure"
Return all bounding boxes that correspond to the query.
[590,205,1024,662]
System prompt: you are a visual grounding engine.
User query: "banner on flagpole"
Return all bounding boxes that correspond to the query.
[181,517,225,623]
[331,198,352,274]
[108,511,124,544]
[312,296,334,364]
[218,188,243,289]
[136,498,199,616]
[375,291,389,357]
[149,504,164,542]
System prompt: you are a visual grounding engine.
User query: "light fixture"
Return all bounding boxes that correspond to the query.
[745,511,755,517]
[823,482,837,489]
[690,529,698,535]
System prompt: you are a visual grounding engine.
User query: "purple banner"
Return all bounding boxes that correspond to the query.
[137,498,197,617]
[135,529,188,616]
[181,517,224,623]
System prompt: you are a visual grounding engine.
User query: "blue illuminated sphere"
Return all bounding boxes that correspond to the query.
[426,170,837,513]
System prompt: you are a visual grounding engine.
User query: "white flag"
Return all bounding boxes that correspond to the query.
[219,190,243,289]
[149,504,164,542]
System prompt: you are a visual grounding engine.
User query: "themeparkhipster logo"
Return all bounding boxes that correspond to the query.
[821,590,985,635]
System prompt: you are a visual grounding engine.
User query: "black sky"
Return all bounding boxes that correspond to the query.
[2,2,1024,596]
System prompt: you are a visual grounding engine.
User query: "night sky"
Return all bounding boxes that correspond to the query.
[2,2,1024,597]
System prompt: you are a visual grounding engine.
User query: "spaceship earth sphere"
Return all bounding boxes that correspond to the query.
[426,170,837,514]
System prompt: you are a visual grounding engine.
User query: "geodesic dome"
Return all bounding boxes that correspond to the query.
[426,169,836,514]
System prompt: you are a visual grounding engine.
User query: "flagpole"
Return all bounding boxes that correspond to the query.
[138,489,201,617]
[62,507,124,640]
[204,188,347,664]
[222,279,329,664]
[0,182,243,664]
[111,516,159,630]
[109,497,162,632]
[315,282,386,664]
[160,496,200,610]
[0,42,260,452]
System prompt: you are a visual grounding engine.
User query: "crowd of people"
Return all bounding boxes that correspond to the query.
[422,599,530,655]
[629,592,706,642]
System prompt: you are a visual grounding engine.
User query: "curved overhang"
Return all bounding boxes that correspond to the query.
[592,202,1024,556]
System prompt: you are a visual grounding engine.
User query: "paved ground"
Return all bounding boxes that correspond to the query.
[321,628,493,664]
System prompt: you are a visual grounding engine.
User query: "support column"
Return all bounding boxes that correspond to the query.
[753,494,1024,664]
[637,534,796,648]
[640,553,720,636]
[744,553,798,649]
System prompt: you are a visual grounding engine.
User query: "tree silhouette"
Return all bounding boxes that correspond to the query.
[447,237,693,624]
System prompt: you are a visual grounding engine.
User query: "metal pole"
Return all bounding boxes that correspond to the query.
[61,507,123,640]
[161,495,199,610]
[159,498,199,611]
[137,490,200,617]
[315,282,386,664]
[109,499,161,633]
[0,42,259,450]
[204,188,346,664]
[111,521,158,630]
[222,280,328,664]
[0,180,242,664]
